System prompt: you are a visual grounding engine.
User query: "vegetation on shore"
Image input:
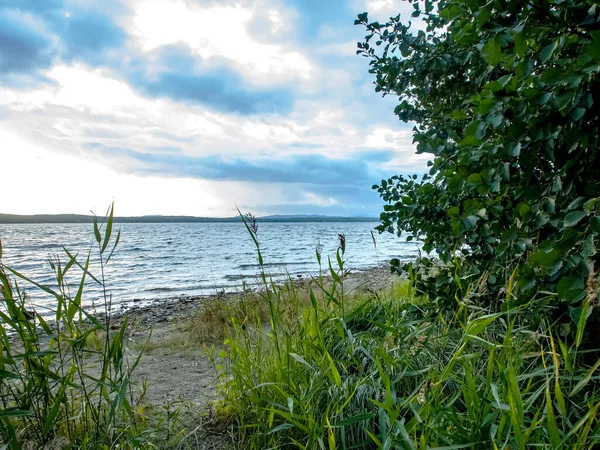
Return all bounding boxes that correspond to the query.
[1,0,599,448]
[215,214,600,449]
[0,205,154,449]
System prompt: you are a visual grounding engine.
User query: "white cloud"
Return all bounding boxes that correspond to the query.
[365,127,413,149]
[0,1,431,216]
[23,65,144,113]
[130,0,313,85]
[351,0,427,30]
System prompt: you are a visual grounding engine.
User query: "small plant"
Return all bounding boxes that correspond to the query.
[218,213,600,449]
[0,204,151,448]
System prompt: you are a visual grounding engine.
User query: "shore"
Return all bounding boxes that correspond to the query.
[112,263,399,328]
[98,264,401,448]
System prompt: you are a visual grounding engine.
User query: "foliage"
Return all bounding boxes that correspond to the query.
[357,0,600,334]
[0,204,151,449]
[222,220,600,448]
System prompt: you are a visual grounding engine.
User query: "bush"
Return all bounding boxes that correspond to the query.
[356,0,600,339]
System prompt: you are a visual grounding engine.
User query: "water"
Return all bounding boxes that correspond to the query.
[0,222,419,313]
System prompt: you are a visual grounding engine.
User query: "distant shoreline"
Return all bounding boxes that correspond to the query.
[0,213,379,224]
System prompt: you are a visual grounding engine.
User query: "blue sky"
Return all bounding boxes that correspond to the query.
[0,0,428,217]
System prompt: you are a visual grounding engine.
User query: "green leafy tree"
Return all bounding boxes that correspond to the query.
[357,0,600,334]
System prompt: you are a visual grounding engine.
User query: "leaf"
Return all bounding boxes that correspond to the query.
[564,211,587,228]
[93,215,101,244]
[451,110,469,119]
[557,274,586,303]
[460,135,482,147]
[572,108,586,121]
[482,35,502,66]
[570,358,600,396]
[326,352,342,387]
[582,235,596,257]
[440,4,462,22]
[267,423,294,434]
[447,206,460,218]
[290,353,313,369]
[101,202,114,253]
[0,408,31,418]
[467,173,483,185]
[0,369,21,379]
[335,413,375,427]
[540,40,558,64]
[546,385,561,448]
[591,216,600,233]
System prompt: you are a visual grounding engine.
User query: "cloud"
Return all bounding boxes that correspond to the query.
[85,143,392,185]
[131,0,313,85]
[61,11,126,58]
[0,9,56,74]
[0,0,429,217]
[138,72,293,114]
[126,45,294,114]
[0,1,127,87]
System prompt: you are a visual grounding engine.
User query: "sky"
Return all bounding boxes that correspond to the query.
[0,0,429,217]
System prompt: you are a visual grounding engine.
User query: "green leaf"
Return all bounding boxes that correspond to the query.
[591,216,600,233]
[0,408,31,418]
[482,35,502,66]
[290,353,313,369]
[447,206,460,218]
[451,110,469,119]
[0,369,21,379]
[92,216,101,244]
[513,32,527,57]
[557,274,586,303]
[465,313,501,337]
[546,385,561,449]
[466,173,483,185]
[459,135,482,147]
[101,202,114,253]
[439,4,462,22]
[572,108,586,121]
[326,352,342,387]
[539,40,558,64]
[582,235,596,257]
[570,358,600,396]
[335,413,375,427]
[267,423,294,434]
[564,211,587,228]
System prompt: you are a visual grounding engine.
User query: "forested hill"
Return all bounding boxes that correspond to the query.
[0,214,377,224]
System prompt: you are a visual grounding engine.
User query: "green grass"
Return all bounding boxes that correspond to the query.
[0,205,154,449]
[216,215,600,449]
[2,207,599,449]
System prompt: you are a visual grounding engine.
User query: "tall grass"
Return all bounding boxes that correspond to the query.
[219,215,600,449]
[0,204,151,449]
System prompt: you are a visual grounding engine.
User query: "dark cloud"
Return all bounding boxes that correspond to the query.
[61,11,126,58]
[0,10,55,73]
[0,1,126,84]
[126,44,294,115]
[85,143,392,185]
[137,72,292,114]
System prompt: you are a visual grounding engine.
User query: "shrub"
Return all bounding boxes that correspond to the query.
[356,0,600,338]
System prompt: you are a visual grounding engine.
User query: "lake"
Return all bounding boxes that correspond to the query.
[0,221,419,313]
